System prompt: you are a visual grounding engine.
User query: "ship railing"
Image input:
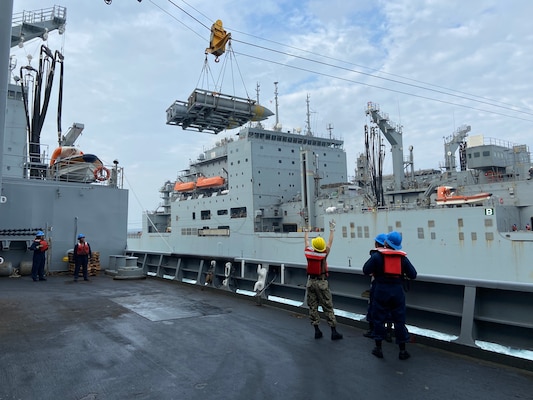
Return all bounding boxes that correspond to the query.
[12,151,125,188]
[124,250,533,370]
[12,6,67,27]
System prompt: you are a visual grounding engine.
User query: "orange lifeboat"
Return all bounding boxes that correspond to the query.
[174,181,196,192]
[196,176,225,189]
[436,186,492,205]
[49,146,83,166]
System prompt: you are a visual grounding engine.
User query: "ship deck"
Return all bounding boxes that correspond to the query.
[1,275,532,400]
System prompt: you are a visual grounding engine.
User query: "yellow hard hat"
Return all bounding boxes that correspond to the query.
[312,237,326,252]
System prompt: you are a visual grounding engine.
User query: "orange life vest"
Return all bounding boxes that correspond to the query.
[376,248,407,276]
[305,246,328,275]
[76,242,90,255]
[38,240,48,252]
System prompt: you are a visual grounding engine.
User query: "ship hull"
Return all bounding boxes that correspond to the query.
[128,203,533,284]
[1,177,128,273]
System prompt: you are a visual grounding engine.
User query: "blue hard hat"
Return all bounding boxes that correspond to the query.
[374,233,387,246]
[385,231,402,250]
[77,233,85,239]
[36,230,44,236]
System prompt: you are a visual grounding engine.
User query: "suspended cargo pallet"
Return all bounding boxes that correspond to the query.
[166,88,274,134]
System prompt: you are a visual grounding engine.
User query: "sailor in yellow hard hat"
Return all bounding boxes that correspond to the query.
[303,220,343,341]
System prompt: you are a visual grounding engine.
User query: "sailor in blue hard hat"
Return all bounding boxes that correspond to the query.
[73,233,92,281]
[363,233,388,339]
[385,231,402,250]
[362,230,417,360]
[29,230,48,281]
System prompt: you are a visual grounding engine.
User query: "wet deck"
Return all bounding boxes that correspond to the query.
[1,275,532,400]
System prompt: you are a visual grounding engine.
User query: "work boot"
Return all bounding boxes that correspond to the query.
[399,350,411,360]
[314,325,323,339]
[372,347,384,358]
[363,330,374,338]
[372,340,383,358]
[363,322,374,338]
[331,327,343,340]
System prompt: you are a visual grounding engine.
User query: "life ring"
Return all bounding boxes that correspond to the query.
[94,166,110,181]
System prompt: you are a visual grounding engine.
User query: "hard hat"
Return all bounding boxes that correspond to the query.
[311,237,326,252]
[385,231,402,250]
[77,233,85,239]
[36,230,44,237]
[374,233,387,246]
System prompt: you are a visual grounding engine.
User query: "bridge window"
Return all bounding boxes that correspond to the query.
[201,210,211,220]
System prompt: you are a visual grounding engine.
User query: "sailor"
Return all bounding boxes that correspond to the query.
[304,220,343,341]
[363,231,417,360]
[29,230,48,281]
[73,234,92,282]
[363,233,388,339]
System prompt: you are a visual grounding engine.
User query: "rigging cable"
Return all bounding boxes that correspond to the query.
[161,0,533,121]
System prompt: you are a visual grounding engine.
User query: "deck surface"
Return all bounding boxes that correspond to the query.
[1,275,532,400]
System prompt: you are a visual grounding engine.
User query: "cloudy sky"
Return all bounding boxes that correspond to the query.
[10,0,533,229]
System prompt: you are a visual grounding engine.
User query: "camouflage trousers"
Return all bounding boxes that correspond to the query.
[306,278,337,327]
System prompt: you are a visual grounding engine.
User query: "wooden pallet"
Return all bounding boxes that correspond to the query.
[68,251,101,276]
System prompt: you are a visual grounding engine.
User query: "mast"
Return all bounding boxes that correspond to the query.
[305,94,312,136]
[273,81,281,131]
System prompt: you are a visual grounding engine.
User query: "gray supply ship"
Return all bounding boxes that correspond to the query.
[129,91,533,284]
[0,5,128,276]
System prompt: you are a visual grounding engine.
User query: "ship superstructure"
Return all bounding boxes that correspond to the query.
[0,5,128,274]
[130,96,533,284]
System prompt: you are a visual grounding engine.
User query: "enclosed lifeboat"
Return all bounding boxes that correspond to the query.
[196,176,225,189]
[436,186,492,205]
[49,146,108,183]
[49,146,83,166]
[174,181,196,192]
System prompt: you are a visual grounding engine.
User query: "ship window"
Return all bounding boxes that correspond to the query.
[395,221,401,228]
[357,226,362,238]
[230,207,247,218]
[279,160,282,163]
[278,148,282,151]
[485,232,494,241]
[282,224,297,232]
[471,232,477,241]
[417,228,424,239]
[474,152,480,158]
[458,218,464,228]
[430,232,436,240]
[428,220,435,228]
[483,151,490,156]
[342,226,348,238]
[458,232,464,240]
[484,219,493,227]
[192,212,196,220]
[201,210,211,220]
[217,209,228,216]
